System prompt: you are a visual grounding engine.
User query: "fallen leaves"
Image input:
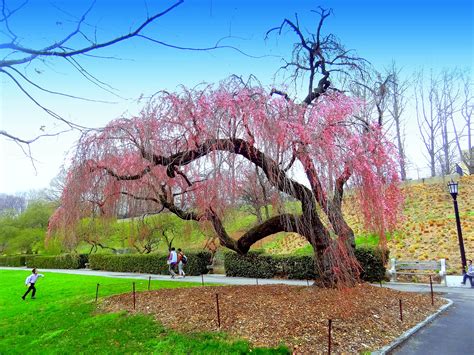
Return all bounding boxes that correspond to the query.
[100,284,446,353]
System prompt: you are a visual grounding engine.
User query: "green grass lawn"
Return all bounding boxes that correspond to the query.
[0,270,288,354]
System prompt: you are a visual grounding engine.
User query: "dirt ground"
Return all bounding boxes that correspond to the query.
[100,284,446,353]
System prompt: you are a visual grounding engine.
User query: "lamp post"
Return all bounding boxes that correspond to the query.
[447,179,467,274]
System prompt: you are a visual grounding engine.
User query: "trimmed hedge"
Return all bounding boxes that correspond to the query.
[224,248,387,282]
[0,255,27,267]
[354,247,388,282]
[26,254,89,269]
[89,252,211,276]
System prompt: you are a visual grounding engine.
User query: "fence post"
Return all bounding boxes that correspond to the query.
[201,274,204,286]
[327,319,332,354]
[399,299,403,322]
[306,279,310,286]
[429,275,434,305]
[215,293,221,329]
[95,283,100,303]
[148,276,151,291]
[439,259,447,286]
[133,282,136,310]
[390,258,397,282]
[256,278,258,286]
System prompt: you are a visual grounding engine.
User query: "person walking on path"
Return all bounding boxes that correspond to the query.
[167,247,178,278]
[22,268,44,300]
[177,248,187,278]
[461,259,474,288]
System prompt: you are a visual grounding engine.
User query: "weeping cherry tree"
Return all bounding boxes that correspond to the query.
[49,10,403,287]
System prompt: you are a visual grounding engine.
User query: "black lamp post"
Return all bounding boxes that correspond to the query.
[447,179,467,274]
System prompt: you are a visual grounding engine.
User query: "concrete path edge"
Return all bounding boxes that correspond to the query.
[373,297,454,355]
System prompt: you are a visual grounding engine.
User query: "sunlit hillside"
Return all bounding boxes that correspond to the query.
[260,175,474,272]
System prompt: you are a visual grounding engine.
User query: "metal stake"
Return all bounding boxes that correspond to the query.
[95,283,100,303]
[328,319,332,354]
[429,275,434,305]
[133,282,136,310]
[215,293,221,329]
[399,299,403,322]
[148,276,151,291]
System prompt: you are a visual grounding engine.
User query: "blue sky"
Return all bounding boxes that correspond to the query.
[0,0,472,194]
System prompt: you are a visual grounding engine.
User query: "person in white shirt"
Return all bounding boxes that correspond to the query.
[22,268,44,300]
[167,247,178,278]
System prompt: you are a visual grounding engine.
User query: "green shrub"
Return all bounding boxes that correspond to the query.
[224,251,277,278]
[0,255,27,267]
[89,252,211,276]
[26,254,84,269]
[355,247,388,282]
[224,248,387,282]
[281,255,317,280]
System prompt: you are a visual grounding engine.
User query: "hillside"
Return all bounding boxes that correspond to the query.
[387,175,473,266]
[259,175,474,272]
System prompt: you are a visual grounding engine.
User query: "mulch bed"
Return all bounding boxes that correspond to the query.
[100,284,447,353]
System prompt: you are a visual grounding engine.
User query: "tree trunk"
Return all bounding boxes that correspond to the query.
[303,209,358,288]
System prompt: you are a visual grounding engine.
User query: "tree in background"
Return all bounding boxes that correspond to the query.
[128,214,177,254]
[240,167,275,223]
[415,70,441,177]
[0,193,26,214]
[0,200,54,254]
[49,10,403,287]
[415,69,472,177]
[452,72,473,175]
[0,210,18,254]
[435,70,459,175]
[386,63,409,181]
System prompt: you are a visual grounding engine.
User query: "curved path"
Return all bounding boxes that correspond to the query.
[388,286,473,355]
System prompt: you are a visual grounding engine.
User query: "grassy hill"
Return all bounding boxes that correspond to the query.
[385,175,473,267]
[258,175,474,272]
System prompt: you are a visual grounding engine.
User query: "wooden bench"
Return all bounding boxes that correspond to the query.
[388,258,447,285]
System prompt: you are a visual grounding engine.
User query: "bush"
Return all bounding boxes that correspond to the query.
[89,252,211,276]
[281,255,317,280]
[224,251,278,278]
[26,254,86,269]
[355,247,388,282]
[0,255,27,267]
[224,248,387,282]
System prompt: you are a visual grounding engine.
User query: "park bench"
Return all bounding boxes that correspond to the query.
[388,258,447,285]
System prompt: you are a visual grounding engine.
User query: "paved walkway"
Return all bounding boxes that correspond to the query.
[0,266,312,286]
[389,289,473,355]
[2,267,473,354]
